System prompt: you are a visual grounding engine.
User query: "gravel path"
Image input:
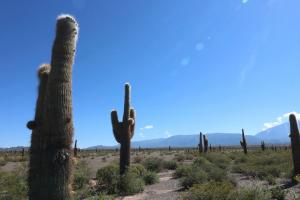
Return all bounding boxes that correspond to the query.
[116,170,181,200]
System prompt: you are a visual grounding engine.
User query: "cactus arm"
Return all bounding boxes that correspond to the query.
[129,108,136,138]
[111,110,121,143]
[289,114,300,176]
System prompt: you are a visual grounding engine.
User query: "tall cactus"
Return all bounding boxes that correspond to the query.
[240,129,247,154]
[261,141,265,151]
[203,134,208,153]
[74,139,78,157]
[198,132,203,153]
[111,83,136,175]
[27,15,78,200]
[289,114,300,176]
[27,64,51,199]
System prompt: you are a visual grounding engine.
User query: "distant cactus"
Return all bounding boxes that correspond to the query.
[198,132,203,153]
[289,114,300,176]
[111,83,136,175]
[74,140,78,157]
[261,141,265,151]
[27,15,78,200]
[203,135,208,153]
[169,146,171,151]
[240,129,247,154]
[209,144,212,152]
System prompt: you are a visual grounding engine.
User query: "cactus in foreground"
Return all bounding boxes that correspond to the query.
[111,83,136,175]
[203,135,208,153]
[74,140,78,157]
[198,132,203,153]
[261,141,265,151]
[289,114,300,176]
[27,15,78,200]
[240,129,247,154]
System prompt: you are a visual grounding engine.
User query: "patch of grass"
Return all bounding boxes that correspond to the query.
[227,186,272,200]
[163,160,178,170]
[143,171,159,185]
[142,157,163,172]
[181,181,235,200]
[73,160,91,190]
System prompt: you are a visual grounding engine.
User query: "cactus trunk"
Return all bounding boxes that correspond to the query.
[289,114,300,176]
[111,83,136,175]
[240,129,247,154]
[27,15,78,200]
[203,135,208,153]
[198,132,203,153]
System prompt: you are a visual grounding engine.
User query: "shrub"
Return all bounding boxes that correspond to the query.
[174,165,193,178]
[142,157,163,172]
[270,187,286,200]
[181,181,234,200]
[163,160,178,170]
[133,156,143,163]
[143,171,159,185]
[180,168,208,189]
[227,187,272,200]
[73,160,91,190]
[118,170,144,195]
[175,153,185,162]
[129,164,147,177]
[96,164,119,194]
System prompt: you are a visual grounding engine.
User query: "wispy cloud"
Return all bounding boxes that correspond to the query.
[140,125,154,130]
[238,52,257,87]
[242,0,249,4]
[195,42,205,51]
[262,111,300,130]
[139,125,154,138]
[180,57,191,67]
[164,130,172,138]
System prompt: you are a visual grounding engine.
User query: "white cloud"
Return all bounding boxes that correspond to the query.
[180,57,191,67]
[195,42,204,51]
[140,125,154,130]
[164,130,172,138]
[242,0,249,4]
[262,111,300,130]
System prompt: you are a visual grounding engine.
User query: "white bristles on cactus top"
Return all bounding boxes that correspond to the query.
[57,14,79,35]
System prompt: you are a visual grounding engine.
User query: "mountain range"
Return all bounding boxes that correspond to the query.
[87,121,296,149]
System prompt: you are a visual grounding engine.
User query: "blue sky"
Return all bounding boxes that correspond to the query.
[0,0,300,148]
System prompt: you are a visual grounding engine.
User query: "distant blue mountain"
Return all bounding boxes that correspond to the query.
[255,122,291,144]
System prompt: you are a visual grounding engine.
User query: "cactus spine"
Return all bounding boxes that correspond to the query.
[289,114,300,176]
[27,15,78,200]
[240,129,247,154]
[111,83,136,175]
[203,135,208,153]
[198,132,203,153]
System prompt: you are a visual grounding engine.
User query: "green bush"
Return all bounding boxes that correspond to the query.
[96,164,119,194]
[180,168,208,189]
[174,164,193,178]
[163,160,178,170]
[143,171,159,185]
[73,160,91,190]
[118,170,144,195]
[270,187,286,200]
[142,157,163,172]
[227,187,272,200]
[181,181,234,200]
[130,164,147,177]
[175,153,185,162]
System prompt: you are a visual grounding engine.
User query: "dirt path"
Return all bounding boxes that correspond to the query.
[116,170,181,200]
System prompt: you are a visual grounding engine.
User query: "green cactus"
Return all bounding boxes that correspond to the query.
[198,132,203,153]
[289,114,300,176]
[203,134,208,153]
[74,139,78,157]
[27,15,78,200]
[261,141,265,151]
[240,129,247,154]
[111,83,136,175]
